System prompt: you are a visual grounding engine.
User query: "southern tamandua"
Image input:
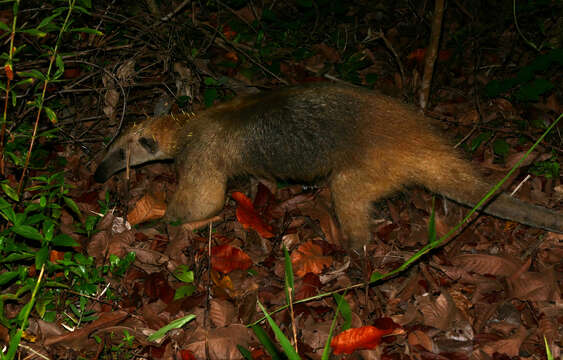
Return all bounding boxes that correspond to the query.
[94,83,562,250]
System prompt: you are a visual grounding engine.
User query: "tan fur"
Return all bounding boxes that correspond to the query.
[95,84,562,250]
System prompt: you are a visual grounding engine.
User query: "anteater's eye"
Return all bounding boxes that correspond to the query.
[139,137,158,154]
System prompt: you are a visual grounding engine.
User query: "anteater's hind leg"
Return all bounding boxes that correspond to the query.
[330,167,402,251]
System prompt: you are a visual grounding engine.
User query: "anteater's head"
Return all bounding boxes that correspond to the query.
[94,115,186,182]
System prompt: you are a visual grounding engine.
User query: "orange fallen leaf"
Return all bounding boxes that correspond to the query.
[291,241,332,277]
[211,244,252,274]
[50,250,65,262]
[331,326,396,354]
[224,51,239,62]
[211,270,234,292]
[223,25,237,40]
[127,193,166,226]
[231,192,274,238]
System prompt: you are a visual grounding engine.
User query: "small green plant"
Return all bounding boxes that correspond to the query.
[172,264,196,300]
[0,0,105,358]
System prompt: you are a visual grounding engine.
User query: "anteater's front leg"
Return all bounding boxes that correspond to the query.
[165,162,227,223]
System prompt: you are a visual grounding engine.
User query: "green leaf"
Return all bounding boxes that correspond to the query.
[14,212,26,226]
[493,138,509,157]
[147,314,196,342]
[44,106,58,123]
[18,69,46,80]
[251,324,283,360]
[0,271,18,286]
[110,252,135,276]
[257,301,301,360]
[470,131,492,152]
[11,225,44,242]
[204,77,219,85]
[0,182,18,201]
[54,54,64,80]
[35,246,49,268]
[173,265,194,283]
[0,202,16,223]
[37,11,62,29]
[43,220,55,242]
[63,197,82,217]
[14,78,34,87]
[74,6,93,15]
[26,213,47,226]
[0,21,10,32]
[70,27,103,35]
[52,234,79,247]
[173,285,195,300]
[0,253,34,263]
[204,88,218,107]
[20,28,47,37]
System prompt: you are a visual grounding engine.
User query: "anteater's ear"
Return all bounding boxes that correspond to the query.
[139,137,158,154]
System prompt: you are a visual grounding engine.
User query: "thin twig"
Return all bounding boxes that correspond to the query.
[159,0,192,23]
[419,0,445,109]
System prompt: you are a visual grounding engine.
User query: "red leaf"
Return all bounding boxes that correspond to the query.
[179,349,196,360]
[211,244,252,274]
[331,326,394,354]
[232,191,274,238]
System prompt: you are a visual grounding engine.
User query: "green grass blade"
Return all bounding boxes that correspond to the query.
[257,301,301,360]
[251,324,283,360]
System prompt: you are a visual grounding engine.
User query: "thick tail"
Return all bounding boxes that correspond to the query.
[414,146,563,233]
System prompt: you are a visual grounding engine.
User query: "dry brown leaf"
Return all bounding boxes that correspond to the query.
[291,241,332,277]
[452,254,521,277]
[408,330,435,353]
[482,325,528,357]
[301,318,331,351]
[127,193,166,226]
[116,59,135,84]
[209,299,235,328]
[538,305,559,343]
[103,89,119,120]
[87,229,110,259]
[507,268,559,301]
[185,325,251,360]
[129,247,170,270]
[416,292,456,330]
[505,150,539,169]
[44,310,128,347]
